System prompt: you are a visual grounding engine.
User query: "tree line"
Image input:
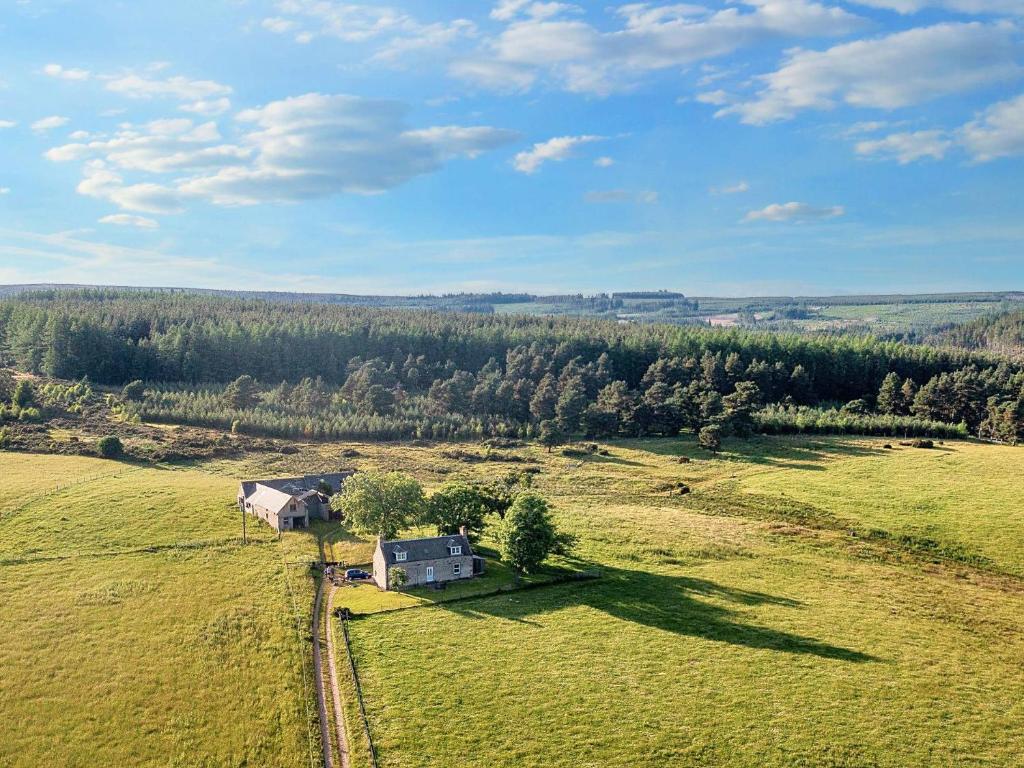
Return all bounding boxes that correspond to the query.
[1,290,1022,443]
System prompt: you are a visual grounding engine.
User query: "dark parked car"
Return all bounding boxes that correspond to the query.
[345,568,371,581]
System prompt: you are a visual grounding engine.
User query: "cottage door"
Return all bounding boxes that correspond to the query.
[425,566,434,582]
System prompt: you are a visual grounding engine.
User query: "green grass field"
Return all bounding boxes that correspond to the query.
[334,437,1024,768]
[3,437,1022,768]
[0,453,321,768]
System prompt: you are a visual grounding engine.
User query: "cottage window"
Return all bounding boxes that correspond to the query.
[452,563,462,576]
[449,545,462,556]
[394,551,407,562]
[290,503,297,511]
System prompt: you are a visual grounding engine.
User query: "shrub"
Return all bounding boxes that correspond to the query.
[97,436,124,458]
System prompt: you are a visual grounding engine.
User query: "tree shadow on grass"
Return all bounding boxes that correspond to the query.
[441,563,878,663]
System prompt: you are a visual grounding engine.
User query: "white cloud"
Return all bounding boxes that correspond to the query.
[712,180,750,194]
[696,89,731,105]
[180,97,232,116]
[46,95,517,211]
[0,187,10,195]
[31,115,69,132]
[594,156,614,167]
[585,188,659,204]
[960,92,1024,161]
[264,1,475,61]
[513,134,602,173]
[76,162,185,214]
[105,74,232,102]
[456,0,865,95]
[855,129,952,163]
[42,63,90,81]
[719,22,1022,124]
[848,0,1024,14]
[261,16,297,34]
[744,201,845,222]
[46,118,250,173]
[98,213,160,229]
[0,120,15,129]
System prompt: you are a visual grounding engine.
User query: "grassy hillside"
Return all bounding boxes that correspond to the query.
[0,453,321,768]
[328,437,1024,768]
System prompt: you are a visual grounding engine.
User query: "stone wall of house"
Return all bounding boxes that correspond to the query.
[396,554,474,588]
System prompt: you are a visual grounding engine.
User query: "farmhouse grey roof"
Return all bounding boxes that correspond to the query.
[247,485,300,515]
[379,534,473,565]
[238,471,353,501]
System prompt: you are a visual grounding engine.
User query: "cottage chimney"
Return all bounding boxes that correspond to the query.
[458,525,468,537]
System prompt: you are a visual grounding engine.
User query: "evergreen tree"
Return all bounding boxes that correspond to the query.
[555,377,588,433]
[223,375,259,409]
[530,373,558,422]
[538,419,563,452]
[876,372,903,415]
[698,423,722,453]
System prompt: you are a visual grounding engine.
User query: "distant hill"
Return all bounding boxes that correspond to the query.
[931,310,1024,357]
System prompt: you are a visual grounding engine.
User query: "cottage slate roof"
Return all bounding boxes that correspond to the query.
[379,534,473,565]
[239,471,353,501]
[247,485,301,515]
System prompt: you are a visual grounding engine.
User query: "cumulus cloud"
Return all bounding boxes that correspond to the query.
[262,1,475,62]
[261,16,298,34]
[855,129,952,163]
[960,92,1024,162]
[513,134,602,173]
[46,118,251,173]
[47,93,517,211]
[99,213,160,229]
[455,0,865,95]
[719,22,1022,124]
[179,94,517,204]
[0,120,15,129]
[848,0,1023,13]
[594,156,614,167]
[105,74,232,102]
[42,63,90,81]
[0,187,10,195]
[744,201,845,222]
[31,115,69,133]
[180,97,232,116]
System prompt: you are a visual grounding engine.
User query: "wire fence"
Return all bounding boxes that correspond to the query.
[340,616,380,768]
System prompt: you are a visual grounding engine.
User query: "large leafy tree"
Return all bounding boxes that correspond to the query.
[330,471,424,540]
[424,482,490,540]
[494,493,560,575]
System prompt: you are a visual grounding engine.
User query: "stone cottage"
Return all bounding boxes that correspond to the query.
[372,528,478,590]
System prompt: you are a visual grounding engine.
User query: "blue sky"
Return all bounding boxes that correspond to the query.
[0,0,1022,295]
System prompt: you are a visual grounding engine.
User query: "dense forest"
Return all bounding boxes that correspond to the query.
[929,310,1024,358]
[0,290,1022,444]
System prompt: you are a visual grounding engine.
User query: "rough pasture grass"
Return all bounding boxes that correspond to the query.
[735,439,1024,576]
[334,436,1024,768]
[0,452,319,768]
